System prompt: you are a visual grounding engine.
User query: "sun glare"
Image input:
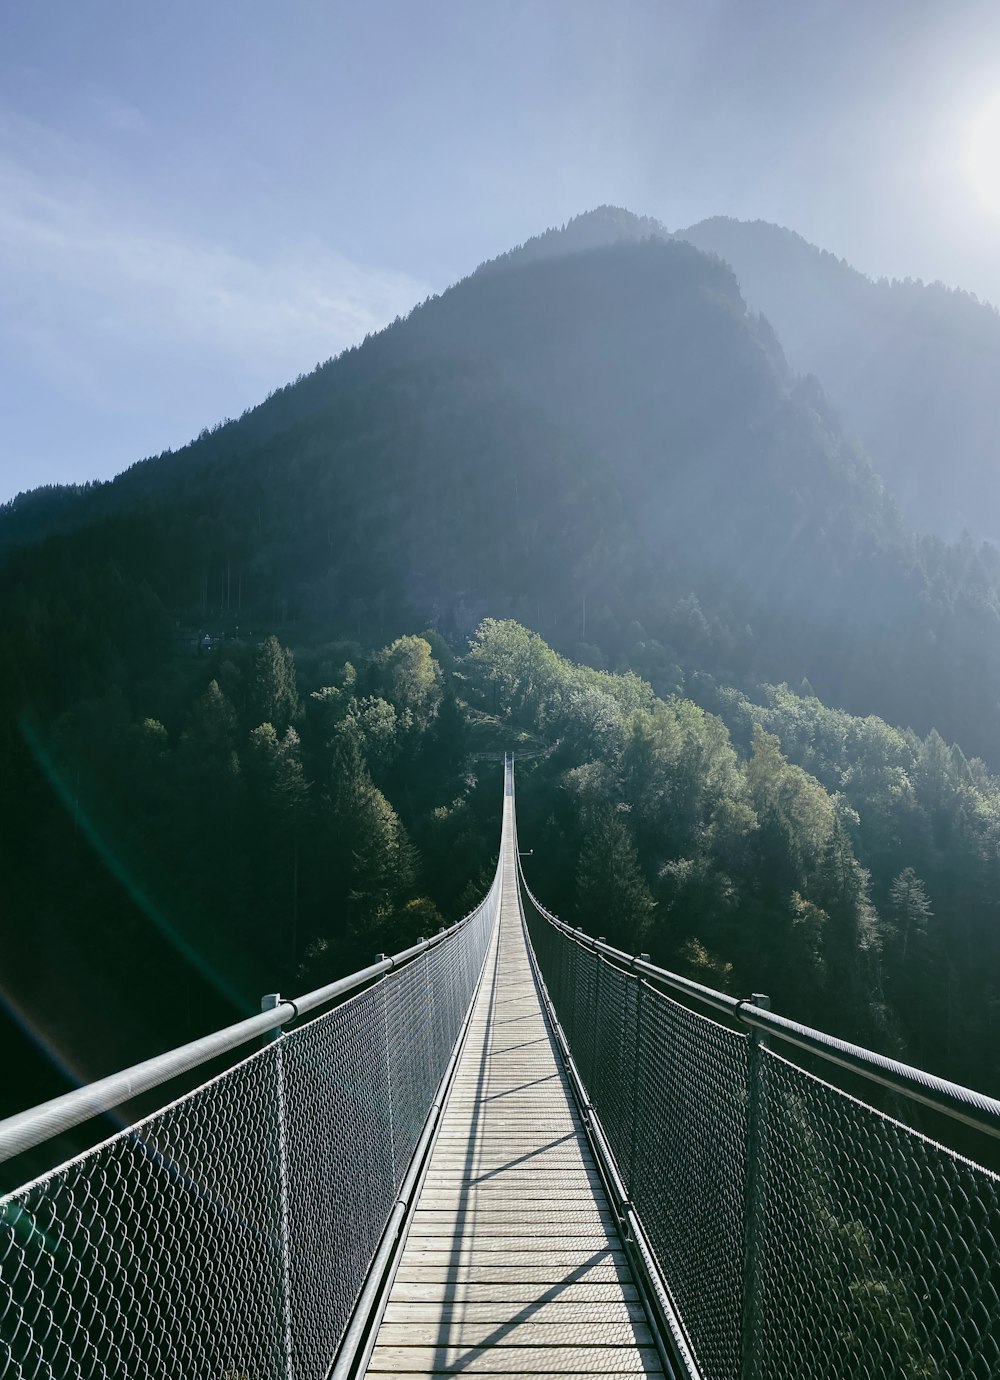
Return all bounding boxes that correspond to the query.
[964,90,1000,217]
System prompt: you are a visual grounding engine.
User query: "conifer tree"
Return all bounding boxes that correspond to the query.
[252,636,298,732]
[576,802,654,951]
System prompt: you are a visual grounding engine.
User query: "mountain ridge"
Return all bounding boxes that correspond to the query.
[676,215,1000,541]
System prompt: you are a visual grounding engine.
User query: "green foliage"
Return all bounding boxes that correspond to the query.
[746,725,836,884]
[251,636,298,732]
[345,696,399,772]
[469,619,885,1038]
[675,937,736,993]
[888,868,933,962]
[697,674,1000,1085]
[576,802,655,952]
[375,635,442,732]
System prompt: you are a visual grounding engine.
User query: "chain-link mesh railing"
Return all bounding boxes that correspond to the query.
[1,866,501,1380]
[520,880,1000,1380]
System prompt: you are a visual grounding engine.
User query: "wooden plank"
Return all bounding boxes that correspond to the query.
[412,1208,609,1221]
[408,1219,615,1242]
[422,1169,605,1184]
[400,1249,626,1267]
[410,1215,616,1229]
[414,1195,604,1208]
[374,1322,655,1348]
[407,1214,617,1229]
[387,1283,642,1304]
[367,1345,663,1373]
[382,1302,648,1325]
[370,1372,662,1379]
[427,1143,592,1155]
[437,1108,580,1119]
[402,1236,612,1258]
[433,1128,582,1139]
[392,1264,634,1285]
[416,1187,605,1203]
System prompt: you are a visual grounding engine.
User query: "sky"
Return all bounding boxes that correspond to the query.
[2,0,1000,503]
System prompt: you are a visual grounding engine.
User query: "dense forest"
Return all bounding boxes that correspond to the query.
[3,612,998,1134]
[3,209,1000,1159]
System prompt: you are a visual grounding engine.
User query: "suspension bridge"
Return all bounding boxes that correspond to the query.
[2,755,999,1379]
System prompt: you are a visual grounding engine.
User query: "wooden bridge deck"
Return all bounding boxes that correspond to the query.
[366,786,663,1377]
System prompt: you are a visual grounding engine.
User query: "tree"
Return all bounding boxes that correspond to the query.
[746,725,836,886]
[246,723,309,968]
[576,802,655,952]
[346,695,399,773]
[182,680,238,769]
[888,867,933,964]
[426,688,467,779]
[375,635,442,732]
[466,619,560,722]
[325,723,416,949]
[251,636,298,732]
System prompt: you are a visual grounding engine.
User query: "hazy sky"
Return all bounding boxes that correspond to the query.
[3,0,1000,502]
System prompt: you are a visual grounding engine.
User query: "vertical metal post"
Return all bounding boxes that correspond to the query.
[261,993,295,1380]
[569,927,582,1014]
[591,940,606,1089]
[741,993,770,1380]
[627,956,649,1198]
[423,943,435,1099]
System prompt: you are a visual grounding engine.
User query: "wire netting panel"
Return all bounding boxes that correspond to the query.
[1,875,500,1380]
[282,982,395,1380]
[1,1049,287,1380]
[521,889,1000,1380]
[749,1049,1000,1380]
[632,985,748,1380]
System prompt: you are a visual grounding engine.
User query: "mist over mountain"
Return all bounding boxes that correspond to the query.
[677,215,1000,544]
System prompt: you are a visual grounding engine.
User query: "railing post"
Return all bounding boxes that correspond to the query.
[627,955,649,1198]
[741,993,770,1380]
[421,938,435,1095]
[261,991,283,1045]
[261,993,295,1380]
[591,939,606,1089]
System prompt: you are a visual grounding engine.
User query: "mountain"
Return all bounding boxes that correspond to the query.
[676,216,1000,543]
[4,218,1000,763]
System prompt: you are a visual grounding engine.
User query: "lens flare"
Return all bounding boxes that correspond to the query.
[20,716,244,1010]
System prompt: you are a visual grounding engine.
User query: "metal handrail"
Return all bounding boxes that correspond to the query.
[0,885,498,1168]
[511,780,1000,1143]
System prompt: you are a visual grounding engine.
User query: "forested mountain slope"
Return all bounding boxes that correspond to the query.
[5,226,1000,760]
[677,215,1000,543]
